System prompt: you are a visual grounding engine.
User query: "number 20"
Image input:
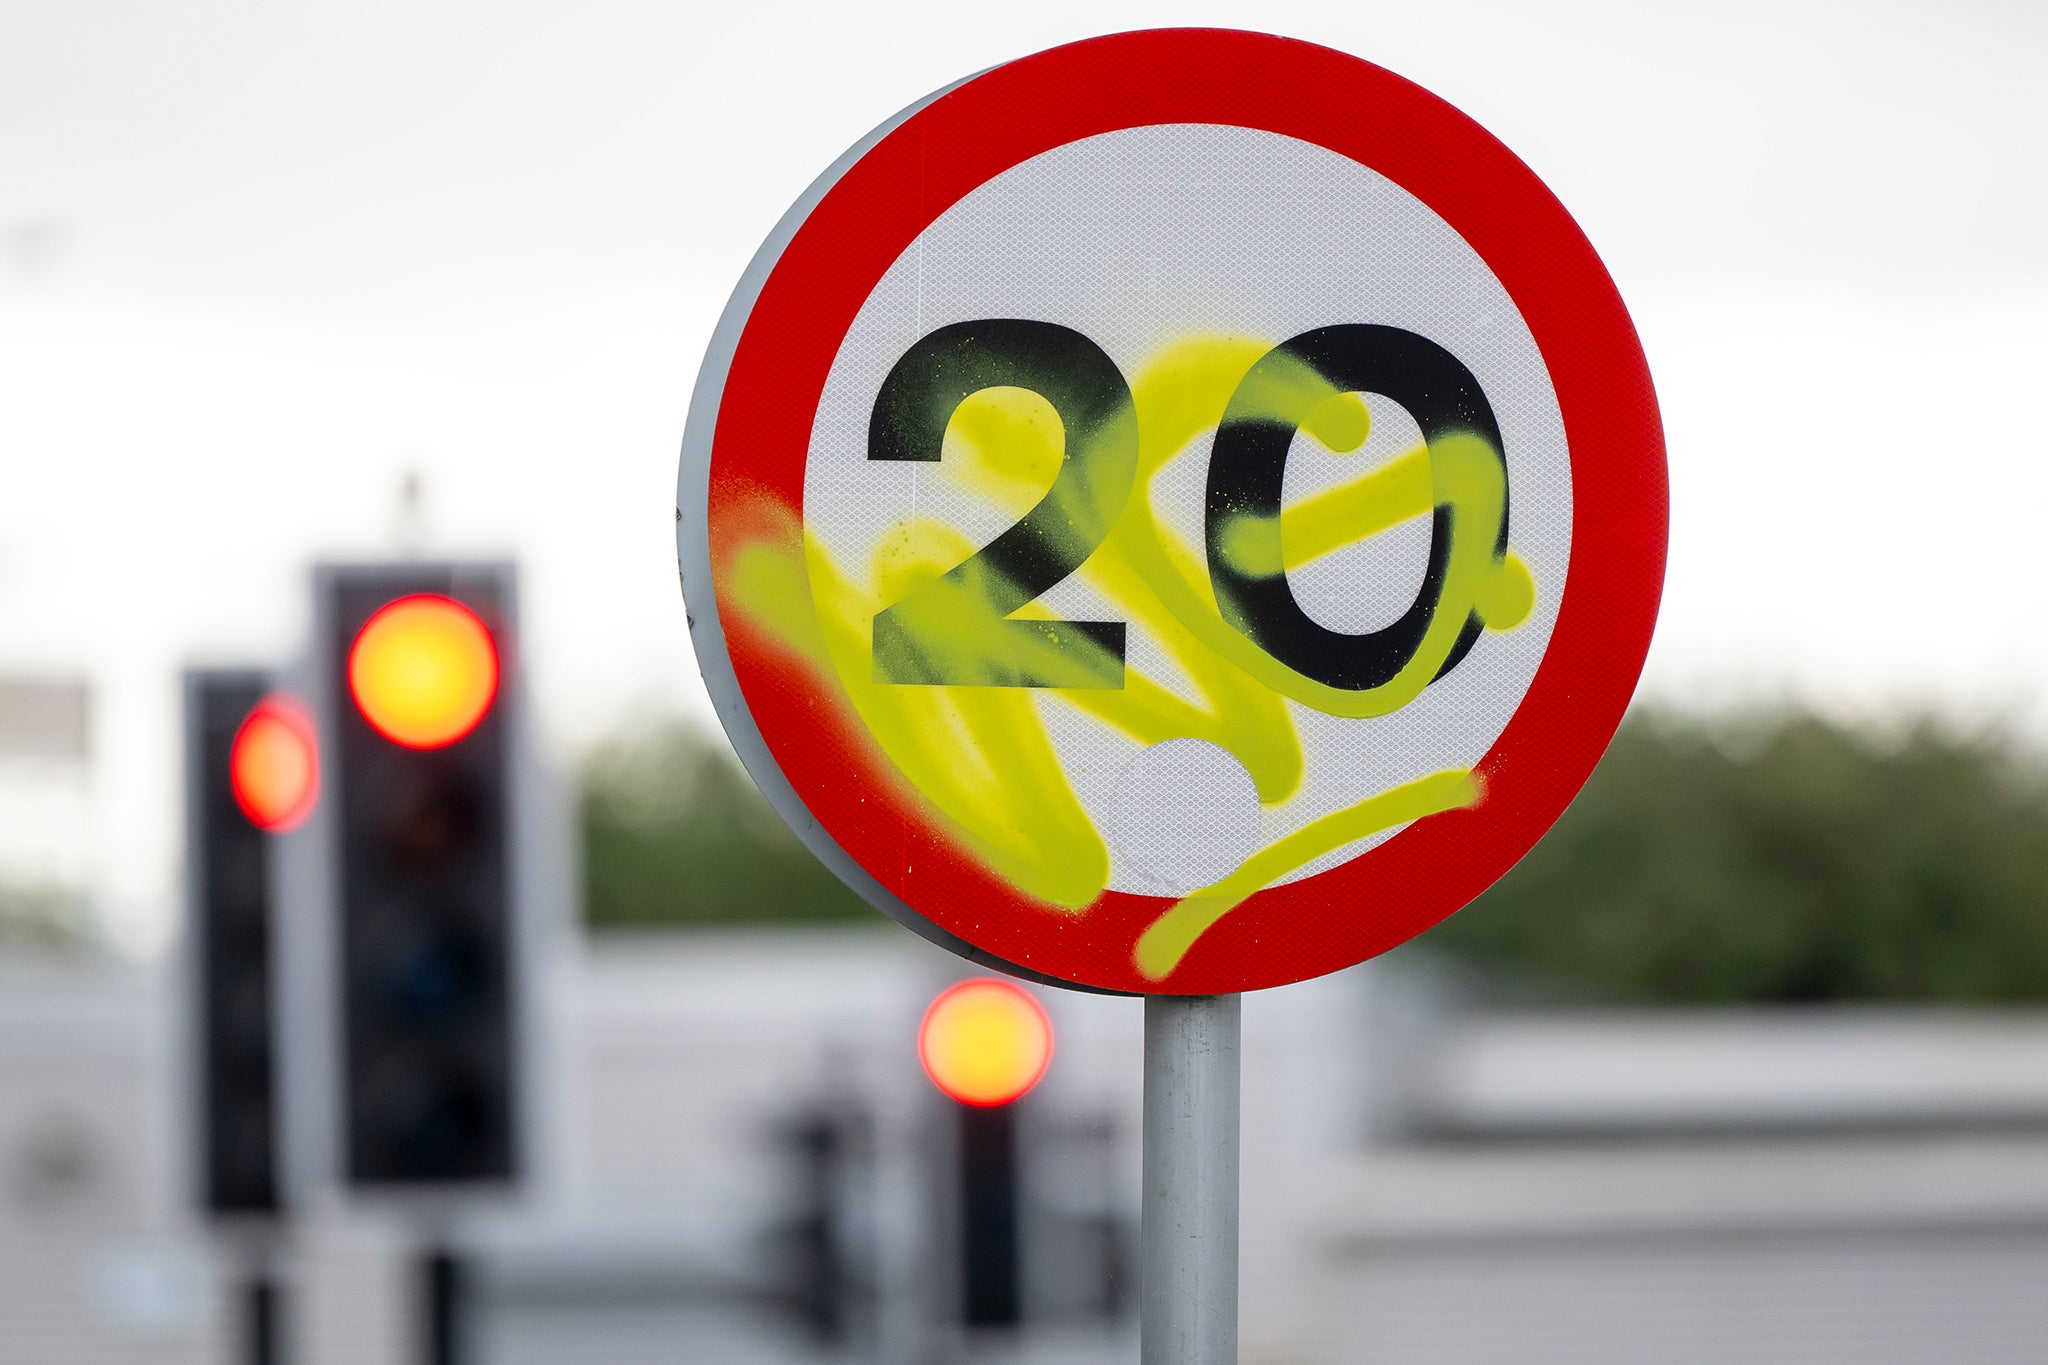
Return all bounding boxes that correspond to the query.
[866,319,1507,692]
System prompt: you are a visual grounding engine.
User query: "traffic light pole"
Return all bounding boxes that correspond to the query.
[421,1248,465,1365]
[1140,993,1240,1365]
[239,1270,281,1365]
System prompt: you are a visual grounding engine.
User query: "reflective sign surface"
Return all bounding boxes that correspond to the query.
[679,29,1666,993]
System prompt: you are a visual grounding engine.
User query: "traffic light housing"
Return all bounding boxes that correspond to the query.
[318,563,521,1188]
[920,978,1053,1330]
[956,1103,1022,1328]
[185,669,303,1216]
[914,980,1126,1332]
[766,1105,872,1345]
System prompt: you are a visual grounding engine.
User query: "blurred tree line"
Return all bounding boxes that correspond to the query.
[1427,711,2048,1003]
[582,709,2048,1004]
[0,883,84,951]
[582,723,871,929]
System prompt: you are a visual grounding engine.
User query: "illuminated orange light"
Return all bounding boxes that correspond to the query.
[347,594,499,749]
[231,694,320,833]
[918,978,1054,1107]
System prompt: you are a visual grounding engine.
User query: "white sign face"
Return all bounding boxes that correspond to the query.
[679,30,1665,994]
[803,123,1572,897]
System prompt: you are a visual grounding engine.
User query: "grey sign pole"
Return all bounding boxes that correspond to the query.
[1142,993,1241,1364]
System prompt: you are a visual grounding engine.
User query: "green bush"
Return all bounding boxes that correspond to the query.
[1423,711,2048,1003]
[0,883,85,950]
[581,723,872,929]
[583,710,2048,1003]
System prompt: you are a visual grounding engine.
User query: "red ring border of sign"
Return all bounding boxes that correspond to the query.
[690,28,1666,995]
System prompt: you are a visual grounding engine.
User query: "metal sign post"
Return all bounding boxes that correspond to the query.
[1143,995,1242,1364]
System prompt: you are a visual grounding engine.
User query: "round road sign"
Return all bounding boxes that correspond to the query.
[677,28,1666,995]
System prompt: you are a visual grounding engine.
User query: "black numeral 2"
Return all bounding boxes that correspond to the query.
[867,320,1138,689]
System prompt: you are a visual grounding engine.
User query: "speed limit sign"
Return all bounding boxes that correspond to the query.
[677,28,1666,995]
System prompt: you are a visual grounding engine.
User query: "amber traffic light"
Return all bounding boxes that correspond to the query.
[919,978,1053,1108]
[346,594,498,749]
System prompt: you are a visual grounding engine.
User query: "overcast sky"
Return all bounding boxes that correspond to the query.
[2,0,2044,947]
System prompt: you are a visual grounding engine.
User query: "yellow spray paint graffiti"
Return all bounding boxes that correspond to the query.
[726,333,1535,979]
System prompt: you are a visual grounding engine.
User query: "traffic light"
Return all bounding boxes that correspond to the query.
[765,1105,872,1346]
[186,671,317,1216]
[920,978,1053,1329]
[317,563,520,1187]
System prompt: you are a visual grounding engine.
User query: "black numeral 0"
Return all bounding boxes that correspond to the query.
[868,320,1138,689]
[1204,324,1508,691]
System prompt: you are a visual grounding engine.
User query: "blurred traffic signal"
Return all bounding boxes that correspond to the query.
[955,1103,1021,1328]
[321,564,520,1187]
[919,978,1053,1108]
[187,670,303,1216]
[231,694,319,833]
[921,978,1053,1330]
[348,595,499,749]
[766,1105,871,1346]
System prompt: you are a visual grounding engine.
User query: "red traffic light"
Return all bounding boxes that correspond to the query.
[918,978,1053,1107]
[230,693,319,833]
[347,594,499,749]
